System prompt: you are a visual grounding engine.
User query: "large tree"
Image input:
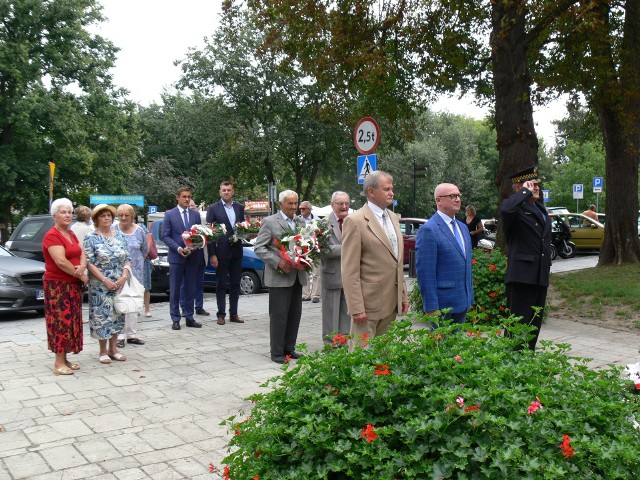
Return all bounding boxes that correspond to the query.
[245,0,639,261]
[0,0,138,236]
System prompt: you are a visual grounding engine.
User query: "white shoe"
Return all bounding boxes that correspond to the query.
[144,311,152,317]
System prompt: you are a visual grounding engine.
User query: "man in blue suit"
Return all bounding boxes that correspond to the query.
[162,187,203,330]
[206,181,245,325]
[416,183,474,325]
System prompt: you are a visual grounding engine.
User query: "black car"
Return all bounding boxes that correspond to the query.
[0,245,46,313]
[5,214,55,262]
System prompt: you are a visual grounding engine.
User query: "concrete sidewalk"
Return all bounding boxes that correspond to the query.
[0,264,638,479]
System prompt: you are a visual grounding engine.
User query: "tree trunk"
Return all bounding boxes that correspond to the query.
[596,0,640,264]
[491,0,540,252]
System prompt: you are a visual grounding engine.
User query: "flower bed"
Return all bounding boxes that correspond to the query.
[220,318,640,479]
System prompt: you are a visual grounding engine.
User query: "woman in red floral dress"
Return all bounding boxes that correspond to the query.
[42,198,89,375]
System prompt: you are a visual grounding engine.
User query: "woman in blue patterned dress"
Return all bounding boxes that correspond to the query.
[114,204,148,347]
[84,204,132,364]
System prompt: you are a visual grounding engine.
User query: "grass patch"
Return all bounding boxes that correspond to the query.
[549,263,640,331]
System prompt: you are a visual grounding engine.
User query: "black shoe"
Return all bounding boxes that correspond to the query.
[172,323,181,330]
[271,355,286,364]
[195,308,210,316]
[127,338,145,345]
[312,297,320,303]
[116,339,125,348]
[285,351,303,359]
[185,319,202,328]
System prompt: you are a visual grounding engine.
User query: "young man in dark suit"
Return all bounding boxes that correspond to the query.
[161,187,203,330]
[500,166,552,350]
[206,181,245,325]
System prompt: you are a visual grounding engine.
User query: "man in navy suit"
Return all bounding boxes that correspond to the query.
[206,181,245,325]
[500,166,552,350]
[416,182,474,325]
[162,187,203,330]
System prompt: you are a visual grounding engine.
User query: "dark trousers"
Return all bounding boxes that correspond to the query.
[180,259,205,311]
[216,256,242,317]
[506,282,548,350]
[269,279,302,357]
[169,260,197,322]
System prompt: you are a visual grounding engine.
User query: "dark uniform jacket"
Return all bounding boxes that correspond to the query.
[500,187,552,286]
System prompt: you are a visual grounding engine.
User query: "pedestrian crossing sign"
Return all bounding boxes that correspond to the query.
[357,154,377,184]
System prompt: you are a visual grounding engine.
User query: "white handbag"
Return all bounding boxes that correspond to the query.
[114,275,145,314]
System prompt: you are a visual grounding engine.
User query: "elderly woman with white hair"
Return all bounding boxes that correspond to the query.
[42,198,89,375]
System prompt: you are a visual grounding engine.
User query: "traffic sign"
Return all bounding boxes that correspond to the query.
[542,190,550,203]
[148,205,158,214]
[593,176,603,193]
[573,184,583,199]
[353,117,380,155]
[90,195,145,206]
[357,154,377,184]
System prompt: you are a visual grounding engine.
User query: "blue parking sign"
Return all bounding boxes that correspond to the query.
[542,190,550,203]
[593,176,603,193]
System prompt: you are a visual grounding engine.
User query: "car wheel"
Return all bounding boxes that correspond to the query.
[239,271,260,295]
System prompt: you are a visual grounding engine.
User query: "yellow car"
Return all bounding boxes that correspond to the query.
[549,213,605,250]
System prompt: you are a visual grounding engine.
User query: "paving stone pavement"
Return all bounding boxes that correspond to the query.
[0,257,638,479]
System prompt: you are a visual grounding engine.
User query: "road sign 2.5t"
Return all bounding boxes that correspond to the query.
[354,117,380,155]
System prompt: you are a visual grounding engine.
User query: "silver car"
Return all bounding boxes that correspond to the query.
[0,245,46,313]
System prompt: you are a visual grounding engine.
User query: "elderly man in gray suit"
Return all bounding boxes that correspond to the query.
[254,190,308,364]
[320,191,351,346]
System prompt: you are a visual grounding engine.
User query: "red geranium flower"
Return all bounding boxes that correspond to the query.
[360,424,378,442]
[471,258,477,265]
[374,364,390,376]
[489,264,497,271]
[333,333,348,346]
[223,465,230,480]
[464,404,480,412]
[488,292,496,297]
[209,463,215,473]
[527,396,543,415]
[559,434,575,458]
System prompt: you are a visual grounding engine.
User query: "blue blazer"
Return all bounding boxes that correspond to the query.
[415,213,474,314]
[161,206,202,264]
[205,200,244,260]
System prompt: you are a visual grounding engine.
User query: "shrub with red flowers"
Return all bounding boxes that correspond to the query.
[220,317,639,479]
[409,248,509,327]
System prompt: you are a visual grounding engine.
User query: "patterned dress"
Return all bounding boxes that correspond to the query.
[84,231,130,339]
[113,224,148,285]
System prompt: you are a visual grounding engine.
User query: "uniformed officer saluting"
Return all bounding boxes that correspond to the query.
[500,166,552,350]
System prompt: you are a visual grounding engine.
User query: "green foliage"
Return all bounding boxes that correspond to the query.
[221,319,640,479]
[409,248,509,327]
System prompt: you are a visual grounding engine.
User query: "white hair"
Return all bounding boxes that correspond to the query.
[50,198,73,217]
[331,191,350,202]
[279,190,298,202]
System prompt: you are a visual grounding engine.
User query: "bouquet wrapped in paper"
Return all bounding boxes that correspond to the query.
[274,224,321,272]
[234,218,262,241]
[181,223,227,251]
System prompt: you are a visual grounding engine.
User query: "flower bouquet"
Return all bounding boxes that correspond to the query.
[309,217,332,254]
[274,224,320,272]
[234,218,262,241]
[182,223,226,252]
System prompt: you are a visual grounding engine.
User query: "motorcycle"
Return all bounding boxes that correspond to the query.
[550,217,577,260]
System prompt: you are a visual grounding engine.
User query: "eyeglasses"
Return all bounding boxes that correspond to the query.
[437,194,463,200]
[300,207,310,211]
[333,202,350,206]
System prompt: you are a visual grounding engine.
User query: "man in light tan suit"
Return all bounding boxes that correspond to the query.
[341,171,408,349]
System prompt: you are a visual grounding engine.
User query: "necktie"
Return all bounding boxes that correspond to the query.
[382,211,398,257]
[338,218,343,232]
[451,219,464,252]
[183,209,189,230]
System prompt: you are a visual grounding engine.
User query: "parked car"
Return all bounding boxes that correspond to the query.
[548,213,605,250]
[398,218,428,264]
[0,245,46,313]
[5,214,55,262]
[547,206,570,214]
[149,220,265,295]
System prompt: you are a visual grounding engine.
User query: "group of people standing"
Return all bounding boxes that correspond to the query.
[44,164,550,373]
[43,201,152,375]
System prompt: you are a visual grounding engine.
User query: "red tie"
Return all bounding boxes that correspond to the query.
[338,219,343,232]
